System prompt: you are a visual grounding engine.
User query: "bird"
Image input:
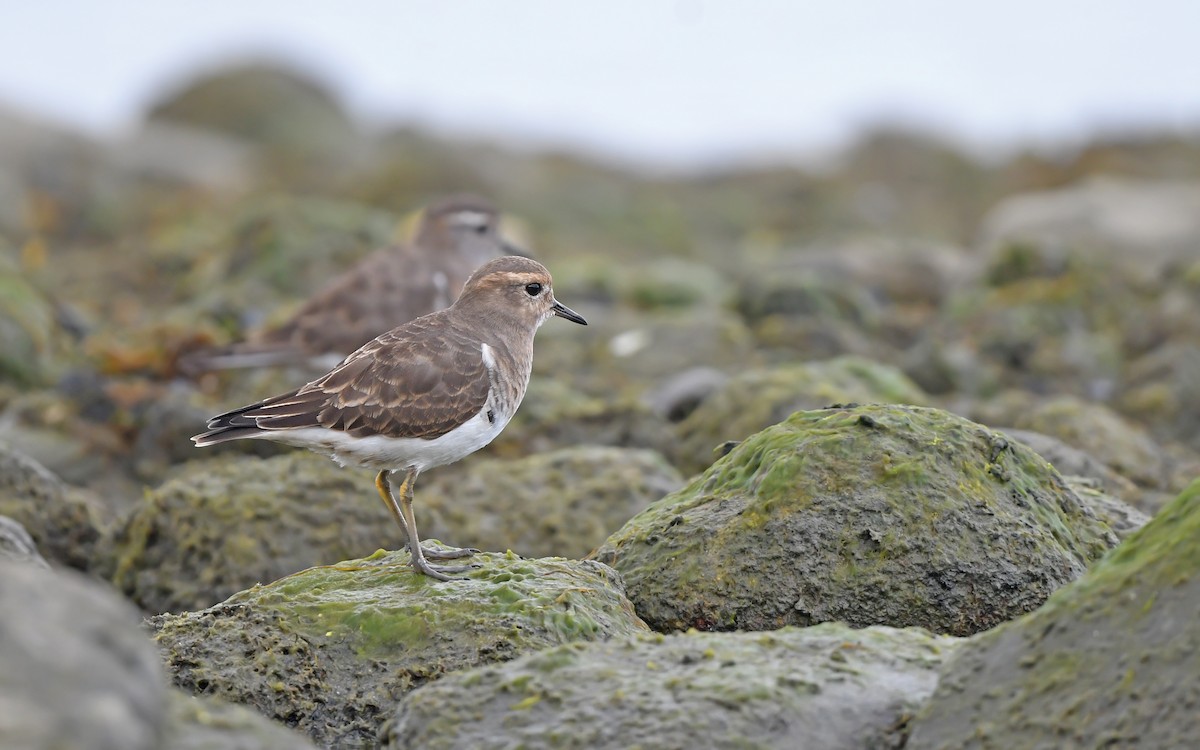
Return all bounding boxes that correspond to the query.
[181,193,523,373]
[191,256,587,581]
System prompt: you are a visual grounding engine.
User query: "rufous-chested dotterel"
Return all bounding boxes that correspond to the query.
[182,194,522,373]
[192,256,587,581]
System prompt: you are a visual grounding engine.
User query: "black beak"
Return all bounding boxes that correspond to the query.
[552,300,587,325]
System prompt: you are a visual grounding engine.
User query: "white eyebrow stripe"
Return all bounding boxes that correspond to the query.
[451,211,490,227]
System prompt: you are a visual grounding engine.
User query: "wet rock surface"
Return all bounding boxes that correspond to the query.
[908,479,1200,749]
[597,404,1118,636]
[0,441,111,571]
[418,446,684,559]
[151,550,647,748]
[673,356,929,475]
[381,623,960,750]
[106,452,392,615]
[0,562,167,750]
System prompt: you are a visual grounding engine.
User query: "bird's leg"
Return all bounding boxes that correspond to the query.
[375,470,412,541]
[375,470,479,561]
[395,467,479,581]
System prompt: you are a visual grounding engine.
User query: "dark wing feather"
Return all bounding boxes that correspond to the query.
[196,312,491,444]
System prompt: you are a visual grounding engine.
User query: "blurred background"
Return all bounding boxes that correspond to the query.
[2,0,1200,539]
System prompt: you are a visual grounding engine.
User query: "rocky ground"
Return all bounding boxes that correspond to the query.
[1,63,1199,748]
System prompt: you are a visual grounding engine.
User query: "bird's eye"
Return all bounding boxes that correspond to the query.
[524,282,543,296]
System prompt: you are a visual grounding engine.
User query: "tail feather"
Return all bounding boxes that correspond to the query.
[178,342,314,375]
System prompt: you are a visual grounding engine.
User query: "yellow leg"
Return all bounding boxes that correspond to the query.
[375,470,411,542]
[378,468,478,581]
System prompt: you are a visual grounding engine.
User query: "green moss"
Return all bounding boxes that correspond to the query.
[599,404,1117,636]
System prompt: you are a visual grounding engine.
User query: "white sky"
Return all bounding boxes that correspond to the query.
[2,0,1198,166]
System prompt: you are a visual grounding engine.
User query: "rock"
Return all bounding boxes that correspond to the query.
[595,404,1118,636]
[532,307,758,388]
[0,515,48,567]
[674,357,929,475]
[734,240,969,357]
[106,452,393,614]
[486,376,678,460]
[643,366,730,422]
[110,120,254,190]
[979,177,1200,275]
[1063,477,1150,540]
[0,562,167,749]
[1007,395,1170,491]
[418,447,684,560]
[382,623,960,750]
[1117,342,1200,452]
[164,690,320,750]
[145,62,361,172]
[998,427,1140,503]
[903,275,1127,399]
[0,441,110,571]
[151,551,647,748]
[907,479,1200,749]
[0,255,62,385]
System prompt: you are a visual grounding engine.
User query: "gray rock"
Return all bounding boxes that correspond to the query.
[382,623,961,750]
[151,551,648,748]
[105,452,397,614]
[1063,477,1150,540]
[0,441,109,571]
[1000,427,1141,501]
[163,690,320,750]
[0,514,48,567]
[643,366,729,422]
[908,479,1200,749]
[596,404,1118,636]
[0,562,167,749]
[979,177,1200,274]
[673,356,929,475]
[418,446,685,560]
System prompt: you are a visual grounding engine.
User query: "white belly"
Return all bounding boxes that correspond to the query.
[260,406,512,473]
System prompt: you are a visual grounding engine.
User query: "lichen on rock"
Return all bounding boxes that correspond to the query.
[596,404,1118,635]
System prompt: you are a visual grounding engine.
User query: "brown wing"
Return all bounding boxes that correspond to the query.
[259,247,462,357]
[235,313,491,440]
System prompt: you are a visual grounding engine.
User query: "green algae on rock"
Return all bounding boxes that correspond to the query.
[107,452,395,614]
[382,623,959,750]
[673,357,929,476]
[150,551,647,749]
[907,478,1200,749]
[417,446,684,560]
[596,404,1119,636]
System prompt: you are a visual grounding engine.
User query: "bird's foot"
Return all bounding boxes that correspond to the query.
[409,554,482,582]
[421,544,480,561]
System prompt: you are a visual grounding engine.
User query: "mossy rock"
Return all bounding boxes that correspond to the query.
[1009,395,1170,491]
[0,258,61,386]
[596,404,1118,636]
[674,357,929,475]
[907,479,1200,749]
[0,442,110,571]
[486,376,678,460]
[1062,477,1149,541]
[418,447,684,560]
[150,551,647,748]
[106,452,393,614]
[382,623,960,750]
[164,690,321,750]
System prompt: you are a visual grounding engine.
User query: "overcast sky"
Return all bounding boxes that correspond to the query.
[2,1,1197,166]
